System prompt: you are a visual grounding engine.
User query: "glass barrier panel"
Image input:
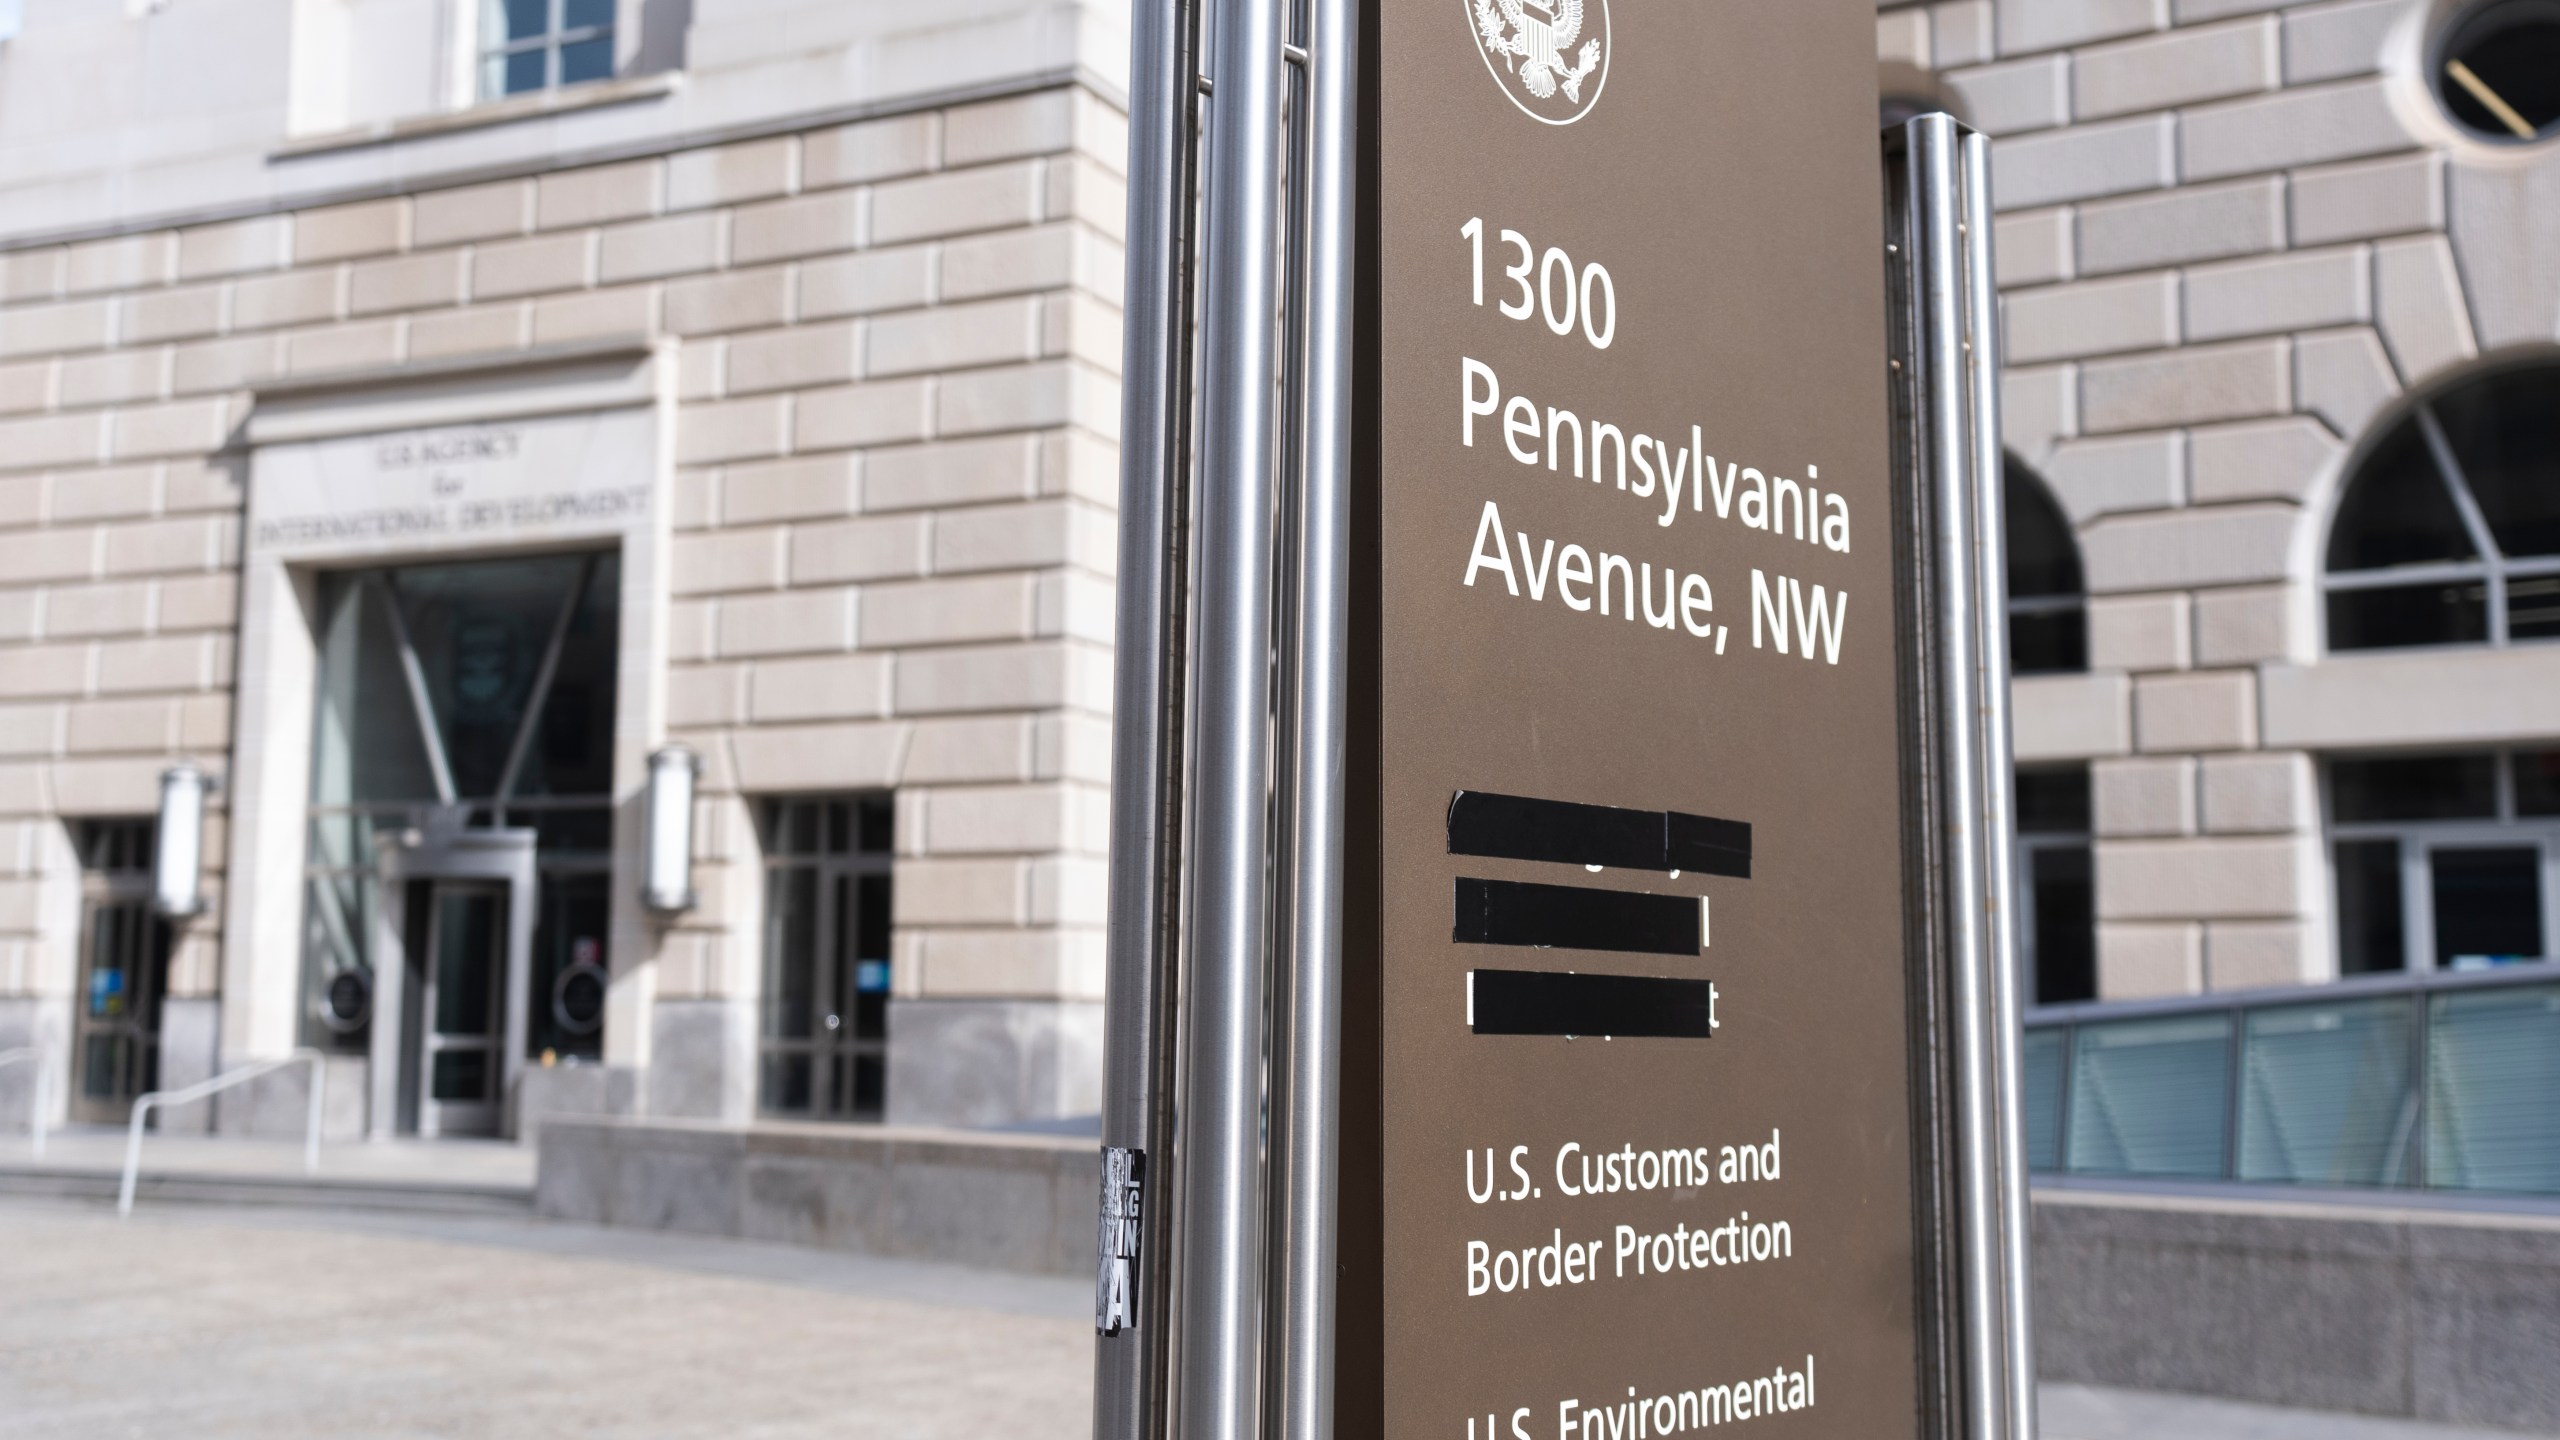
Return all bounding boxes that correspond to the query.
[2427,983,2560,1194]
[2235,997,2417,1186]
[2023,1028,2067,1172]
[2066,1012,2233,1178]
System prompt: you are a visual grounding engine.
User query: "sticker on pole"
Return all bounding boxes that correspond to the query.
[1095,1146,1146,1334]
[1465,0,1609,126]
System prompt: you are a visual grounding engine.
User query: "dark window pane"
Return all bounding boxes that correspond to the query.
[528,807,613,854]
[2005,465,2081,598]
[766,867,818,1039]
[77,820,153,873]
[2327,581,2489,651]
[2436,368,2560,556]
[853,1053,886,1118]
[2009,604,2085,675]
[503,47,547,93]
[826,800,852,855]
[856,873,891,961]
[784,801,819,856]
[2335,839,2405,975]
[83,1035,121,1099]
[529,873,609,1059]
[760,1052,812,1114]
[312,578,443,806]
[563,0,612,28]
[2432,847,2545,969]
[512,553,619,799]
[499,0,547,40]
[2441,9,2560,140]
[560,36,614,83]
[2030,845,2095,1005]
[432,1049,490,1101]
[2016,767,2092,834]
[432,892,500,1035]
[2327,419,2477,571]
[391,555,600,798]
[2509,572,2560,641]
[2332,754,2498,822]
[858,793,895,853]
[2519,751,2560,817]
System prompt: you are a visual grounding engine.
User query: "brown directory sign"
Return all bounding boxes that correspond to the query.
[1353,0,1923,1433]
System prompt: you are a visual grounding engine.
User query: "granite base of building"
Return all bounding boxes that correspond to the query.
[2034,1187,2560,1433]
[884,998,1105,1130]
[534,1117,1099,1277]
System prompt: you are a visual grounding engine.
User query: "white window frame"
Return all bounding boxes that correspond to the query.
[2326,749,2560,974]
[2323,374,2560,654]
[477,0,615,100]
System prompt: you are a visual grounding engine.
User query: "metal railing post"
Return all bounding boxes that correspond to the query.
[1093,0,1203,1431]
[1176,0,1292,1425]
[1265,0,1355,1432]
[1904,111,2033,1440]
[1959,127,2040,1440]
[0,1045,51,1161]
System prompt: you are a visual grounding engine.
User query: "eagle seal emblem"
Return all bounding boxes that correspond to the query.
[1467,0,1609,125]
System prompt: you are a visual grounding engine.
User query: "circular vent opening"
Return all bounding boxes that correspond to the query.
[2438,0,2560,143]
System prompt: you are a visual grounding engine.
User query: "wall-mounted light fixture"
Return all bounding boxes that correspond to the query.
[153,762,211,918]
[642,744,701,914]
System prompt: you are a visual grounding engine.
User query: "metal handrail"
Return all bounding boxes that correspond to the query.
[119,1047,325,1216]
[0,1045,51,1160]
[2026,956,2560,1028]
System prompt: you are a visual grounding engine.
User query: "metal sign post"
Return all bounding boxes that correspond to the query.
[1096,4,2031,1438]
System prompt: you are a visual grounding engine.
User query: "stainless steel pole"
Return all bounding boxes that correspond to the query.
[1266,0,1355,1430]
[1177,0,1290,1432]
[1910,111,2009,1440]
[1960,127,2040,1440]
[1095,0,1201,1434]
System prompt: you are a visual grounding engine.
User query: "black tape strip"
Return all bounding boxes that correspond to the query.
[1446,790,1751,878]
[1470,968,1717,1038]
[1453,877,1698,955]
[1667,811,1753,879]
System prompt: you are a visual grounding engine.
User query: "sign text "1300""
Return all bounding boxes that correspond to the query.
[1460,217,1616,351]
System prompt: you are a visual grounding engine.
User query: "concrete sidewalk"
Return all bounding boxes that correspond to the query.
[0,1196,2543,1438]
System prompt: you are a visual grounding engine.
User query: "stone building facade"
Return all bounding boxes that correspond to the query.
[1881,0,2560,1000]
[0,0,2551,1144]
[0,0,1129,1132]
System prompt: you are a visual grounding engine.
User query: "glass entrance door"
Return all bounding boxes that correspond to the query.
[416,882,509,1136]
[72,892,170,1124]
[70,820,170,1125]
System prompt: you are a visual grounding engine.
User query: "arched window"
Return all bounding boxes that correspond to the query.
[2326,359,2560,652]
[2006,461,2086,674]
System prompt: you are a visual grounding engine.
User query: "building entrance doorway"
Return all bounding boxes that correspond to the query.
[296,549,619,1135]
[69,820,171,1125]
[371,824,537,1138]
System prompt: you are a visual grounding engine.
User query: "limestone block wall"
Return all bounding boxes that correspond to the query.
[1881,0,2560,998]
[0,81,1126,1127]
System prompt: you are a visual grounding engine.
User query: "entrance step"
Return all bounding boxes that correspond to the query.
[0,1166,531,1214]
[0,1128,535,1216]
